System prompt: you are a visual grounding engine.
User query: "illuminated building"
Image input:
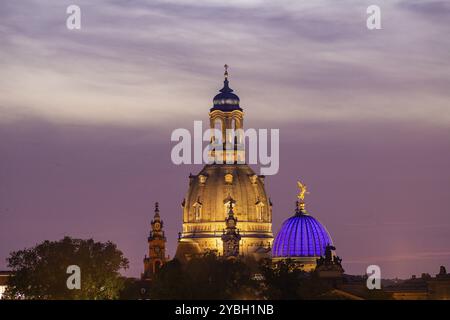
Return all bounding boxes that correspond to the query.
[384,266,450,300]
[175,66,273,261]
[221,200,242,259]
[272,182,336,271]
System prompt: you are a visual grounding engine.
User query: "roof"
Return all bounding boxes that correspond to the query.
[273,212,332,258]
[384,278,428,293]
[210,78,242,112]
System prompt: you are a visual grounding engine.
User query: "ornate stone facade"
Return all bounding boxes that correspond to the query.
[221,201,241,259]
[143,202,168,279]
[176,67,273,260]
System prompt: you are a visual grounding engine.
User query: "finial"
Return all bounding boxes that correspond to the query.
[225,194,236,212]
[295,200,306,214]
[224,64,229,80]
[154,202,161,219]
[297,181,309,201]
[225,200,237,230]
[296,180,309,214]
[228,201,234,215]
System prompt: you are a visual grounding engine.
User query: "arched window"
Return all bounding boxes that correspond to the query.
[214,119,223,144]
[230,118,236,144]
[193,202,202,221]
[234,119,243,144]
[255,201,264,221]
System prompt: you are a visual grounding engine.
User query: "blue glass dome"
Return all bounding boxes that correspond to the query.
[273,210,332,258]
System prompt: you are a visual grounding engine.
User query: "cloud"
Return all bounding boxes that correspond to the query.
[0,0,449,127]
[398,0,450,17]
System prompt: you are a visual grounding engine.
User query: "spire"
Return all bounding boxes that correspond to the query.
[220,64,233,94]
[224,64,229,80]
[222,198,241,258]
[211,64,241,111]
[227,200,234,216]
[154,202,160,219]
[225,197,238,231]
[144,202,167,280]
[150,202,164,238]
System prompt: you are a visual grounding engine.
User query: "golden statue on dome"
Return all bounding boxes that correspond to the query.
[297,180,309,201]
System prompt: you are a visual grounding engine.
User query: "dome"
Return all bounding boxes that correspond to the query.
[179,163,273,255]
[183,164,271,232]
[211,78,242,112]
[272,209,332,258]
[176,66,272,259]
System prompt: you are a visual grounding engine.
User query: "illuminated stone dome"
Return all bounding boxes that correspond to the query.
[180,164,273,256]
[177,65,273,260]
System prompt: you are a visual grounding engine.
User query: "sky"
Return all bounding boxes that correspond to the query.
[1,0,449,279]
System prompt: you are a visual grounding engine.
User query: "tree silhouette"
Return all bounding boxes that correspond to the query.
[5,236,129,299]
[260,259,331,299]
[150,251,257,299]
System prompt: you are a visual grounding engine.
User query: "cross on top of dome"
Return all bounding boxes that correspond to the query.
[211,64,242,112]
[224,64,229,80]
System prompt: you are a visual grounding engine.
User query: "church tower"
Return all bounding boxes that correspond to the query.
[143,202,167,279]
[208,64,245,164]
[175,66,273,262]
[221,200,241,259]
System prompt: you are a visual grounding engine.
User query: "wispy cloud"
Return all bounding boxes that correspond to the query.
[1,0,449,126]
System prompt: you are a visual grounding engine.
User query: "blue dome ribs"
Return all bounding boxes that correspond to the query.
[285,218,296,256]
[292,216,300,256]
[272,213,333,258]
[309,218,322,256]
[307,218,314,256]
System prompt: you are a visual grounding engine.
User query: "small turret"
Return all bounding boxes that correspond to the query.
[143,202,168,280]
[221,199,241,259]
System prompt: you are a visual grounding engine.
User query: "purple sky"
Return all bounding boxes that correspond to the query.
[1,0,450,279]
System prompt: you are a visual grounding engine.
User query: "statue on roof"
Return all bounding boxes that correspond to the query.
[297,180,309,201]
